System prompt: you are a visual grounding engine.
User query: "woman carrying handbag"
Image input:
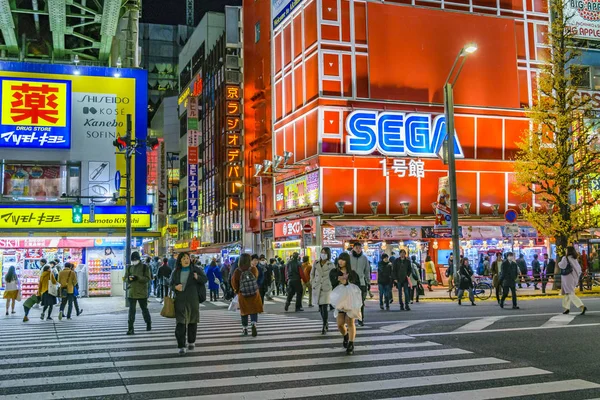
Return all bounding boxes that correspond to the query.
[38,265,58,320]
[559,246,588,315]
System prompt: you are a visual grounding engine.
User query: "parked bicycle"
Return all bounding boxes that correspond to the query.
[449,276,493,301]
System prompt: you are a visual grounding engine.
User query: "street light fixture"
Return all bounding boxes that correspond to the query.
[444,42,477,276]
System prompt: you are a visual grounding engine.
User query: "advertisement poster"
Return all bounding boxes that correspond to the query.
[434,176,452,234]
[283,171,319,211]
[3,165,60,198]
[272,0,305,29]
[565,1,600,40]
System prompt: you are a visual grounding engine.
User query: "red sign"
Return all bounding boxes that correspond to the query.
[0,238,94,249]
[303,224,312,234]
[274,217,317,238]
[275,183,285,212]
[188,146,198,164]
[193,78,203,97]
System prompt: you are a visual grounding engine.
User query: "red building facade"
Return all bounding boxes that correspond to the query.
[243,0,550,267]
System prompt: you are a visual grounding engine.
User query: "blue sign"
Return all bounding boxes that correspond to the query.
[345,111,464,158]
[114,171,121,193]
[0,77,72,149]
[272,0,304,29]
[187,163,198,222]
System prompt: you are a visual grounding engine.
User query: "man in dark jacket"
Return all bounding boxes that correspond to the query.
[377,254,393,310]
[531,254,541,290]
[543,253,557,293]
[273,259,282,295]
[126,251,152,335]
[516,254,530,288]
[500,251,520,309]
[158,258,172,301]
[350,242,370,326]
[392,249,412,311]
[285,253,304,312]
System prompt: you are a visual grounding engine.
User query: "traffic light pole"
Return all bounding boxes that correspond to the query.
[125,114,132,306]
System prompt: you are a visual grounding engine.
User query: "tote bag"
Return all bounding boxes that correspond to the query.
[160,296,176,318]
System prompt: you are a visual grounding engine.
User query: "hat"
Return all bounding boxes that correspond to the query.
[131,251,141,261]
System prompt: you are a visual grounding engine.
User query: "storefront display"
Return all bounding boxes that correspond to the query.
[87,259,111,297]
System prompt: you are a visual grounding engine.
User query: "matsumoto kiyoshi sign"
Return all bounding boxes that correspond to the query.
[0,77,72,149]
[345,110,464,158]
[566,0,600,40]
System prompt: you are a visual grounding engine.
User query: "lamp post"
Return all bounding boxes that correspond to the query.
[444,43,477,277]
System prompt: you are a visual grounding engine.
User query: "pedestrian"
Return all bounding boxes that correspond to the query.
[22,294,40,322]
[392,249,412,311]
[157,258,171,302]
[49,261,59,280]
[72,280,83,317]
[424,255,436,291]
[273,259,282,296]
[125,251,152,335]
[349,242,370,326]
[377,253,393,310]
[38,265,57,320]
[58,262,78,320]
[457,258,476,306]
[263,259,275,300]
[231,253,263,336]
[532,254,542,290]
[3,266,19,315]
[171,252,207,355]
[278,258,287,295]
[491,253,503,303]
[559,246,587,315]
[446,253,455,293]
[499,252,520,309]
[516,254,530,288]
[409,255,422,303]
[221,261,232,300]
[543,253,555,294]
[150,257,160,297]
[302,256,313,307]
[284,252,306,312]
[483,256,491,276]
[168,253,176,270]
[207,260,222,301]
[477,254,485,275]
[311,247,335,333]
[330,252,360,355]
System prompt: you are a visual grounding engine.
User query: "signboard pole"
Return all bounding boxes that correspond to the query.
[125,114,132,307]
[259,175,263,255]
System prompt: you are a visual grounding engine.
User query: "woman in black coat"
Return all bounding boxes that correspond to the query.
[457,258,476,306]
[170,252,208,355]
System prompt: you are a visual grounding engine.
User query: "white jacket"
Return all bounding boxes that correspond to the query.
[310,260,335,305]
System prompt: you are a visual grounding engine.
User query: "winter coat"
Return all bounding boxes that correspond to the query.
[409,262,421,287]
[231,265,264,316]
[302,262,312,284]
[221,265,230,282]
[274,264,282,284]
[286,258,304,283]
[330,267,360,289]
[393,258,412,284]
[349,251,370,286]
[532,259,542,277]
[499,260,519,287]
[263,264,275,288]
[517,258,528,275]
[170,266,207,325]
[37,270,57,296]
[377,261,393,285]
[125,262,151,299]
[158,265,172,279]
[206,265,222,290]
[310,259,335,305]
[425,261,436,282]
[58,269,78,295]
[491,259,502,287]
[559,256,582,295]
[458,264,474,290]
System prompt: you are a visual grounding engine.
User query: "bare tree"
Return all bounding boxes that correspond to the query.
[514,0,600,255]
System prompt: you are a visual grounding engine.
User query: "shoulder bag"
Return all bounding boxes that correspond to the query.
[160,293,176,318]
[48,276,59,297]
[60,270,72,298]
[561,257,574,276]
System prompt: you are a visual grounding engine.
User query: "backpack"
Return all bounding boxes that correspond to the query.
[239,269,259,297]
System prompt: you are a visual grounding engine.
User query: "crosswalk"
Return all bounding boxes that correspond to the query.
[0,309,599,399]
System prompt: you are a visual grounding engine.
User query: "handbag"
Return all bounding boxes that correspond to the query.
[16,290,22,302]
[60,270,73,298]
[561,258,574,276]
[417,284,425,296]
[48,279,59,297]
[160,295,176,318]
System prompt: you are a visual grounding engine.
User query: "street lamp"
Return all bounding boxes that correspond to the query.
[444,43,477,277]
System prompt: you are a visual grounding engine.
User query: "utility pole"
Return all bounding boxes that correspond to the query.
[125,114,132,278]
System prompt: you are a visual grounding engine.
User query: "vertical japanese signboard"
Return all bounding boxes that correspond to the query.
[434,176,452,235]
[225,85,242,212]
[188,130,199,222]
[157,141,167,215]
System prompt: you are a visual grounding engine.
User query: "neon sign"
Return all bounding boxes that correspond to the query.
[345,111,464,158]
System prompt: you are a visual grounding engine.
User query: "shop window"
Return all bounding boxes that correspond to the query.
[255,22,261,43]
[592,67,600,90]
[570,65,591,89]
[2,162,80,202]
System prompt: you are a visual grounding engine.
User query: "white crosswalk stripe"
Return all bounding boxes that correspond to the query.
[0,309,598,399]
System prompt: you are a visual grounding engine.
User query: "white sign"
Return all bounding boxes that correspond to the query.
[187,97,198,119]
[380,158,425,179]
[566,0,600,40]
[157,141,167,215]
[187,130,200,147]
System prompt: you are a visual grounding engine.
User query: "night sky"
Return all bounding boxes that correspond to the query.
[142,0,242,26]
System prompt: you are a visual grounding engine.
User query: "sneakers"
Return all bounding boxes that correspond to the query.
[242,327,249,336]
[284,303,289,312]
[126,329,135,335]
[512,306,520,310]
[357,320,364,327]
[188,343,195,351]
[76,309,84,316]
[23,316,29,322]
[40,313,45,320]
[46,317,53,321]
[380,305,384,310]
[146,323,152,331]
[296,308,304,312]
[251,323,258,337]
[178,348,187,356]
[58,311,63,321]
[405,306,411,311]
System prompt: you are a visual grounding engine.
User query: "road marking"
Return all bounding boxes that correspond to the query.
[453,316,504,332]
[379,379,600,400]
[379,320,425,332]
[542,314,576,327]
[410,322,600,337]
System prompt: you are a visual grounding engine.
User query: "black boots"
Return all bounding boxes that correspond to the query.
[321,322,328,334]
[126,326,134,335]
[346,341,354,355]
[343,333,349,348]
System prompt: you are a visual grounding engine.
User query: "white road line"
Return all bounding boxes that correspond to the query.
[380,379,600,400]
[147,367,550,400]
[409,322,600,337]
[542,314,576,328]
[378,321,425,333]
[453,316,505,333]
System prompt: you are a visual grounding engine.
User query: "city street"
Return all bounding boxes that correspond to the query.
[1,295,600,399]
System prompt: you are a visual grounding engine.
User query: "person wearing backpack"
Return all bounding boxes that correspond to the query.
[284,252,306,312]
[559,246,587,315]
[231,253,263,336]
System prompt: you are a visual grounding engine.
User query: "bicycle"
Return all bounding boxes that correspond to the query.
[449,276,493,301]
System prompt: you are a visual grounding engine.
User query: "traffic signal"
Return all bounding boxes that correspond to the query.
[112,136,130,151]
[72,203,83,224]
[146,137,159,150]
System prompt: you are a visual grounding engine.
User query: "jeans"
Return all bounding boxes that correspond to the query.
[158,279,170,298]
[241,313,258,326]
[128,298,151,330]
[175,322,197,348]
[210,287,219,301]
[59,293,75,318]
[286,280,303,310]
[457,287,475,303]
[397,280,411,307]
[501,284,518,307]
[378,283,392,307]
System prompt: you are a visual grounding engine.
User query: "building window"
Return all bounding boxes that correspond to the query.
[1,162,80,202]
[255,22,260,43]
[571,65,591,89]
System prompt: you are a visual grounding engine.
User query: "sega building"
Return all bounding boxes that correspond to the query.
[242,0,560,273]
[0,62,151,298]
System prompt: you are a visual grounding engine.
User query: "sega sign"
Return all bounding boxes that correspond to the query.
[345,110,464,158]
